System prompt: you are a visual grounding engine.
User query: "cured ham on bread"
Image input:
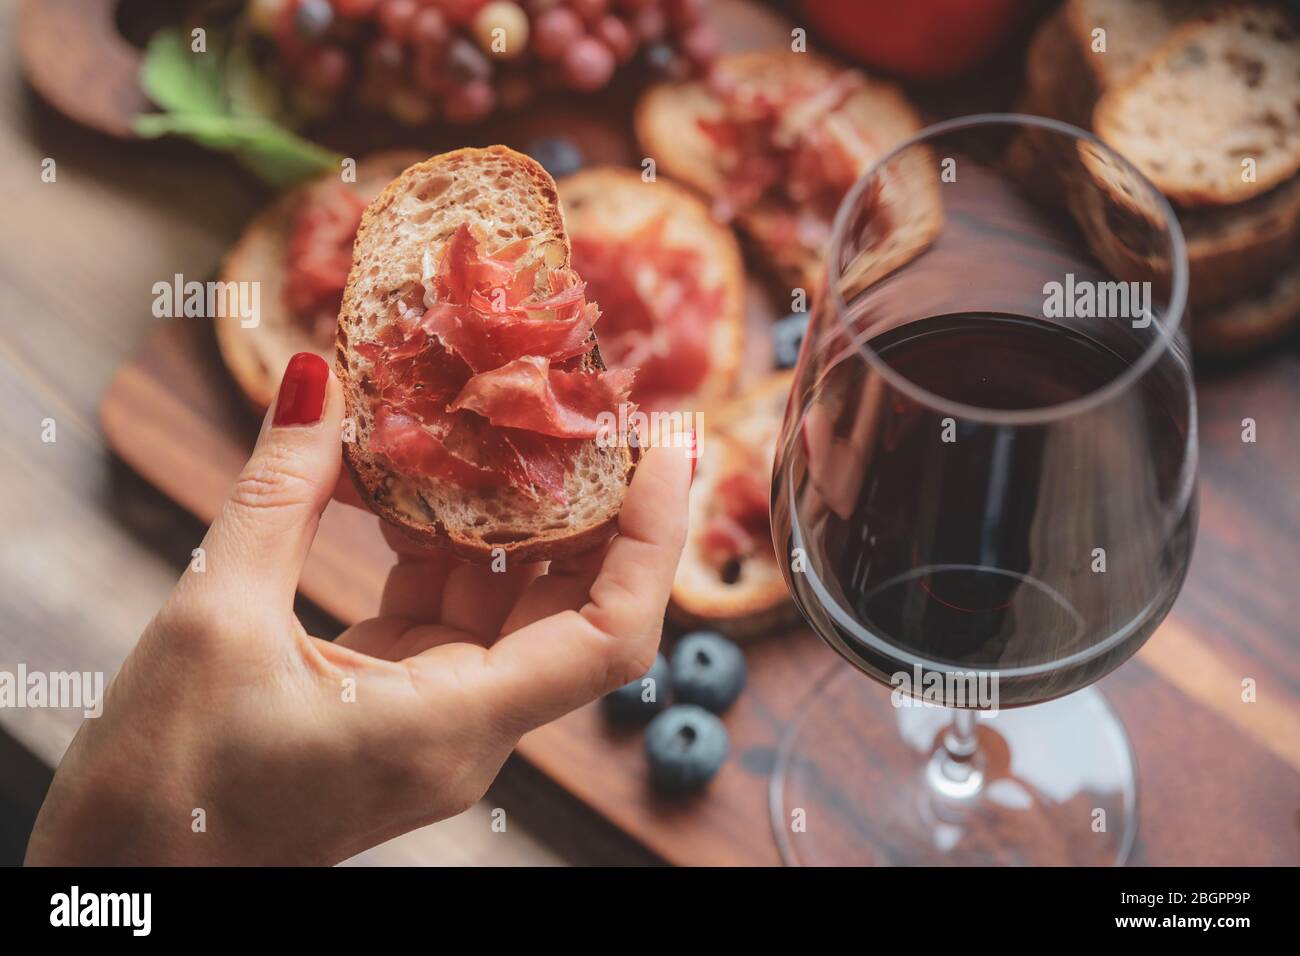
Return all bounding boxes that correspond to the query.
[670,372,798,639]
[636,50,923,295]
[557,168,745,414]
[337,147,637,563]
[216,151,423,409]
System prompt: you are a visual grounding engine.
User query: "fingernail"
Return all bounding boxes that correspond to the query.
[687,430,698,484]
[273,353,329,427]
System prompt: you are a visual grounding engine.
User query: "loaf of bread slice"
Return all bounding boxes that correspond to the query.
[669,372,798,640]
[635,50,923,295]
[1192,254,1300,356]
[1018,4,1300,348]
[1094,6,1300,206]
[216,151,422,410]
[556,167,745,411]
[1065,0,1217,91]
[336,147,636,563]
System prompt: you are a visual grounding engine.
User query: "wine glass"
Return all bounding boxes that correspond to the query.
[769,114,1195,866]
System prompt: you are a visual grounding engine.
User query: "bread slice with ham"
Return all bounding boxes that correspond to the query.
[557,167,745,414]
[670,372,798,639]
[217,151,423,410]
[337,147,637,563]
[636,50,923,295]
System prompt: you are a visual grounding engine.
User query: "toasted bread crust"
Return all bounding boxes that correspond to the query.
[216,151,424,410]
[337,146,636,564]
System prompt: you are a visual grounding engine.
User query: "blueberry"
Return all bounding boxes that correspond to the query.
[526,137,584,180]
[294,0,334,39]
[645,705,729,794]
[601,653,671,724]
[772,312,810,370]
[670,631,746,714]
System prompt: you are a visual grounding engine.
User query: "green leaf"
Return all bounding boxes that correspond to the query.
[134,28,340,188]
[132,112,341,186]
[139,28,225,117]
[234,128,342,188]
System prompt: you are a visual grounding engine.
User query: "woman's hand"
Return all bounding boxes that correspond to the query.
[26,353,691,866]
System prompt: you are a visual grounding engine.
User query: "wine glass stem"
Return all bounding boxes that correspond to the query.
[927,708,985,801]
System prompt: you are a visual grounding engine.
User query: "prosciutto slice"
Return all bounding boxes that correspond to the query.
[702,467,774,565]
[450,355,635,439]
[696,66,875,240]
[362,223,631,502]
[569,215,725,411]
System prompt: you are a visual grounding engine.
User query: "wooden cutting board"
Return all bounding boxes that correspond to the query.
[100,315,1300,866]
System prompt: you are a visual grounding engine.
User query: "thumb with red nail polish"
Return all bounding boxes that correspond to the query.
[203,352,344,608]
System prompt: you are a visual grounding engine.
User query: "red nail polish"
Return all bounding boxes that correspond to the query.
[687,430,698,483]
[273,353,329,427]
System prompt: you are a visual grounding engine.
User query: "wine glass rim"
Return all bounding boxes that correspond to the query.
[826,113,1190,426]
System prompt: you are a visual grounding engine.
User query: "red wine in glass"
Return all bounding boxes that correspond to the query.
[767,115,1196,866]
[775,311,1195,708]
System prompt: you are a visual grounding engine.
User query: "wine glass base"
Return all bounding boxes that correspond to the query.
[770,665,1138,866]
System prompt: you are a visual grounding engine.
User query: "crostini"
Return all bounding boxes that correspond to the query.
[636,49,923,295]
[336,146,637,564]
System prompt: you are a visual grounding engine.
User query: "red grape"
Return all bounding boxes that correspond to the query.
[443,79,496,122]
[334,0,381,18]
[301,45,351,93]
[571,0,609,24]
[436,0,488,26]
[562,35,615,91]
[665,0,704,28]
[594,15,635,64]
[680,21,720,67]
[367,35,406,72]
[377,0,419,40]
[632,6,666,41]
[412,6,450,49]
[532,7,583,61]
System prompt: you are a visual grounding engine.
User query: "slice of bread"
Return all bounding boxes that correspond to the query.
[1094,6,1300,206]
[556,167,745,412]
[216,151,423,410]
[1019,8,1300,323]
[635,50,923,295]
[336,146,636,564]
[670,372,798,639]
[1065,0,1216,91]
[1192,254,1300,356]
